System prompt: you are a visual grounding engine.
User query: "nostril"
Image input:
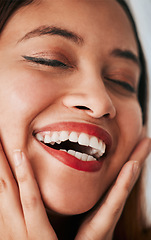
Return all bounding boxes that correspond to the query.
[75,106,111,118]
[103,113,110,118]
[75,106,91,110]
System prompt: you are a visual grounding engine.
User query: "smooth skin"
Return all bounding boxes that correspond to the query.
[0,0,150,239]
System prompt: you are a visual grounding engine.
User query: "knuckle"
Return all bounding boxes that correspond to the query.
[23,195,38,209]
[17,172,28,183]
[0,178,7,193]
[123,181,131,196]
[0,176,16,194]
[112,204,123,218]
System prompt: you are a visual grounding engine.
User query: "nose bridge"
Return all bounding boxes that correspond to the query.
[63,70,116,119]
[83,73,116,118]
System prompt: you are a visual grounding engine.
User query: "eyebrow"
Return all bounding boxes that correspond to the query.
[18,26,140,68]
[111,48,140,68]
[18,25,84,45]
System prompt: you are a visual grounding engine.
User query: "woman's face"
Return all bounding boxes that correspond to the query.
[0,0,143,215]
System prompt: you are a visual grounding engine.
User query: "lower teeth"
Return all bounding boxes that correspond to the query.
[45,141,100,161]
[60,149,97,161]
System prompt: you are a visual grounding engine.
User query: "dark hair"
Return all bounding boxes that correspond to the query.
[0,0,34,32]
[0,0,148,124]
[116,0,148,125]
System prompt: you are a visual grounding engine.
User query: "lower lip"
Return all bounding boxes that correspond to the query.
[40,142,104,172]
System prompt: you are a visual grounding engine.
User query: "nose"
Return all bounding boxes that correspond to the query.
[62,75,116,119]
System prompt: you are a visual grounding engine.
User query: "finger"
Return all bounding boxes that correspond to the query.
[90,138,151,235]
[13,150,57,240]
[76,161,139,240]
[129,137,151,166]
[75,138,151,240]
[0,144,26,239]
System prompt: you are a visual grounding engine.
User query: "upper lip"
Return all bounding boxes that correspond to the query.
[33,121,112,149]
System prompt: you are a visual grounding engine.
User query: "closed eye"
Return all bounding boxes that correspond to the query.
[22,55,73,69]
[105,77,136,93]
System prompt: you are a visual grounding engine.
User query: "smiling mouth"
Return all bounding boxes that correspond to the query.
[34,122,111,172]
[35,131,106,162]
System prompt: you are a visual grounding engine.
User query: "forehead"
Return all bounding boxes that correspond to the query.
[1,0,138,54]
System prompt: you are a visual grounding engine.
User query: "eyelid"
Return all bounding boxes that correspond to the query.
[105,70,137,87]
[105,77,136,93]
[22,55,74,69]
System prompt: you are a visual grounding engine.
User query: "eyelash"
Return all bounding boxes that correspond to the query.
[23,55,135,93]
[105,77,136,93]
[23,55,72,69]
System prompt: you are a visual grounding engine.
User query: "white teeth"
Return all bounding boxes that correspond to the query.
[60,149,67,152]
[98,140,106,154]
[98,140,103,149]
[44,134,51,143]
[59,131,69,141]
[36,133,44,141]
[75,151,82,159]
[78,133,89,146]
[68,150,75,156]
[87,155,96,161]
[81,153,88,161]
[102,142,106,153]
[89,136,99,149]
[95,151,103,158]
[69,132,78,142]
[89,148,98,155]
[35,130,107,160]
[51,132,59,142]
[67,150,96,161]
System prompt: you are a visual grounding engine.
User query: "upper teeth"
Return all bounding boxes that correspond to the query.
[35,131,106,161]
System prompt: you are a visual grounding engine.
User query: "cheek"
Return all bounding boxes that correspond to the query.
[119,100,143,142]
[99,99,143,198]
[114,98,143,168]
[0,68,65,173]
[0,69,61,126]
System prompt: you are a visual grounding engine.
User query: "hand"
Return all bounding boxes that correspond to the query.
[0,144,58,240]
[75,138,151,240]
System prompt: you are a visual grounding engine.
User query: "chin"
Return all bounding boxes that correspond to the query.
[41,189,99,216]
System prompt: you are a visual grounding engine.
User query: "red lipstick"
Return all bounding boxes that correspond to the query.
[34,122,112,172]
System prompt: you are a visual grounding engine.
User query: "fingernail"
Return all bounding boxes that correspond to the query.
[13,149,23,166]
